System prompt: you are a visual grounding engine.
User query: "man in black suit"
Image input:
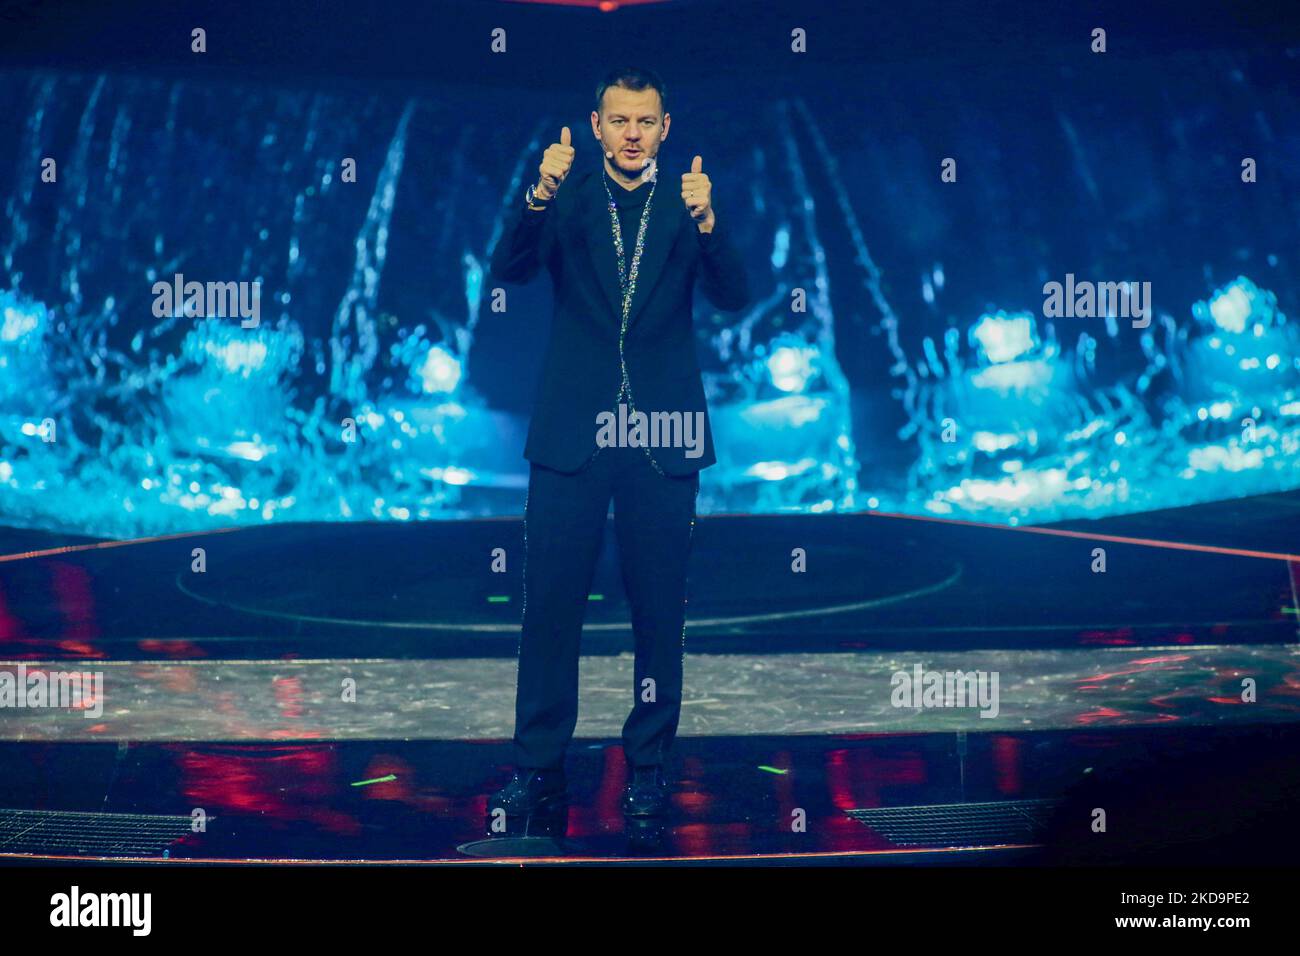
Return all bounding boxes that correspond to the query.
[485,66,749,836]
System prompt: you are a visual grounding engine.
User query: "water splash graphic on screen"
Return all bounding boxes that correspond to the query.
[1,72,1297,538]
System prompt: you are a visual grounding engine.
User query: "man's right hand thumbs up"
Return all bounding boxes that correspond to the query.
[535,126,575,201]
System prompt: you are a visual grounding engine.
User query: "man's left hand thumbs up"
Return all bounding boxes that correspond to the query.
[681,154,715,230]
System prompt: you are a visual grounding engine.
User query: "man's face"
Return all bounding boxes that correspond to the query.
[591,85,670,176]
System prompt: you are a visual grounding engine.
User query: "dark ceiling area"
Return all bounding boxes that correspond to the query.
[1,0,1297,100]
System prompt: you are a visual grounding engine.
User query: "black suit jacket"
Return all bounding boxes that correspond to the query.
[488,166,751,475]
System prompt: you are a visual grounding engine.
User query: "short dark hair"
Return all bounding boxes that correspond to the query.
[595,66,667,118]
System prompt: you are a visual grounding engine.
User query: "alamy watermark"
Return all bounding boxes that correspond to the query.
[152,272,261,328]
[596,403,705,458]
[50,886,150,935]
[890,663,1000,718]
[1043,273,1150,328]
[0,664,104,718]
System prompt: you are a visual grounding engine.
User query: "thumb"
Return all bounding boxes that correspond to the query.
[691,154,702,174]
[560,126,571,146]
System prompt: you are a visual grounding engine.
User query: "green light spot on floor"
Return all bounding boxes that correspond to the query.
[757,765,789,775]
[588,594,604,601]
[351,774,397,787]
[487,595,510,603]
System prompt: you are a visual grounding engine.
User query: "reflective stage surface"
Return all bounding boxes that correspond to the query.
[1,490,1297,864]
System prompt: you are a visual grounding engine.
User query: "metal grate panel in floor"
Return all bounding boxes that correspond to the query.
[0,808,198,858]
[844,798,1061,848]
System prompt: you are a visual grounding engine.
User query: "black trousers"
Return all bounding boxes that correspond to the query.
[513,444,700,770]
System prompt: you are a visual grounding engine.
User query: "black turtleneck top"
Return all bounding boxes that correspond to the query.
[601,169,718,261]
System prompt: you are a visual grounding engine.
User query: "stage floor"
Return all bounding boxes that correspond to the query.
[1,490,1298,863]
[2,724,1297,865]
[0,645,1297,741]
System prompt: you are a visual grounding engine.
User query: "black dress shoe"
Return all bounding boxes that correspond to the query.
[486,767,569,837]
[622,765,669,818]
